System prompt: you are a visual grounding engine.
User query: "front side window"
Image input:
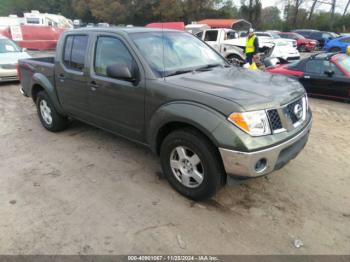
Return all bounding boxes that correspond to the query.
[340,37,350,43]
[305,60,343,76]
[94,36,134,76]
[204,30,218,41]
[130,31,226,78]
[63,35,88,71]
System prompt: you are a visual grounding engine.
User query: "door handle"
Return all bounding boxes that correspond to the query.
[89,80,99,91]
[58,73,65,83]
[304,75,311,79]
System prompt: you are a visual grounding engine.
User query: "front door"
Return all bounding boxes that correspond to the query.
[87,34,145,142]
[300,59,350,99]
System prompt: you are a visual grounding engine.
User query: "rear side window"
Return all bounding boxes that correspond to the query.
[63,35,88,71]
[196,32,203,39]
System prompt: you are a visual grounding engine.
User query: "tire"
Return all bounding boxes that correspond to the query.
[298,45,306,52]
[330,47,341,53]
[160,128,224,200]
[36,91,68,132]
[226,54,244,66]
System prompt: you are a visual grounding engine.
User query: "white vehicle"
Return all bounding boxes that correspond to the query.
[23,10,73,29]
[185,24,211,35]
[197,28,300,62]
[0,36,30,82]
[195,29,254,63]
[255,32,300,61]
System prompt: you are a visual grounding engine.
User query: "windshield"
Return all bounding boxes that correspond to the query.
[270,33,281,39]
[336,55,350,75]
[0,39,21,53]
[294,33,305,39]
[130,31,227,77]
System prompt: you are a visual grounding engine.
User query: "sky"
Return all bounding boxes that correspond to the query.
[233,0,349,15]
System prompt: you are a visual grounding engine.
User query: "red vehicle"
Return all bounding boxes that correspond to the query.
[278,32,318,52]
[266,53,350,101]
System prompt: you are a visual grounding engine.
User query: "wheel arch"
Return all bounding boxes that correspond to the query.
[147,102,226,155]
[30,73,66,115]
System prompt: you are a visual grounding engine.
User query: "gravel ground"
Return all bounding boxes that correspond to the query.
[0,82,349,255]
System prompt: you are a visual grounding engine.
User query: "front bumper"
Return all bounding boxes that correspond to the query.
[219,120,312,178]
[0,69,18,82]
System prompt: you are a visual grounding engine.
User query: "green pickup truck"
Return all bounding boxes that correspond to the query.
[18,27,312,200]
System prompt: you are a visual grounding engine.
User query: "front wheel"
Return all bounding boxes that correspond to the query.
[298,45,306,52]
[226,54,244,66]
[36,91,68,132]
[160,128,224,200]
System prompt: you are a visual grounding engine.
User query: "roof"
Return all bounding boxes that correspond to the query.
[311,52,340,60]
[71,26,180,34]
[146,22,185,30]
[197,19,251,29]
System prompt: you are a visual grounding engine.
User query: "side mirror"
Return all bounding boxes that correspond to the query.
[106,64,134,81]
[324,70,334,77]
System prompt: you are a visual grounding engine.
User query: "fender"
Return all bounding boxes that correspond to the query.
[31,73,66,115]
[146,102,246,153]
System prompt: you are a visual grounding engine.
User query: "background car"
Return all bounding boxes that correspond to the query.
[255,31,297,49]
[292,29,338,49]
[0,35,31,82]
[324,36,350,53]
[278,32,318,52]
[266,52,350,101]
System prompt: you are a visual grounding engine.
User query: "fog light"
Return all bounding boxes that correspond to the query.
[255,158,267,173]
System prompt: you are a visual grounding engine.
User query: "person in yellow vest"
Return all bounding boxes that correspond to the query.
[245,28,259,69]
[346,45,350,56]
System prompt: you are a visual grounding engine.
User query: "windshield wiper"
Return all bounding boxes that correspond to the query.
[195,63,225,71]
[164,69,194,77]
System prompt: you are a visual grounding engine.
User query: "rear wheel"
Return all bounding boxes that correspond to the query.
[330,47,341,53]
[160,128,224,200]
[36,91,68,132]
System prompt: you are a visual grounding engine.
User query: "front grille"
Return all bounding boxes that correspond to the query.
[267,109,283,131]
[1,64,17,70]
[0,76,18,81]
[267,96,306,134]
[285,98,303,124]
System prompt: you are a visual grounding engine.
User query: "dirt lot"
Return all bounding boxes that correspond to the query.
[0,82,349,255]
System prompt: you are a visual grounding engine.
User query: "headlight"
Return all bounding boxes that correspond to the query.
[228,110,271,136]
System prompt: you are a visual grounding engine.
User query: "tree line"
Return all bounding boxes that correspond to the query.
[1,0,350,32]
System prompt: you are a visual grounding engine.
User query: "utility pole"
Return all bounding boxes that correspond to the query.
[330,0,336,30]
[343,0,350,16]
[308,0,318,21]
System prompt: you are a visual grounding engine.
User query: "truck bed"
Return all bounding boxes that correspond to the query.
[18,56,55,97]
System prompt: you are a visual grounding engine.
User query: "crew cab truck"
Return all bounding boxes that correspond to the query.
[19,27,312,200]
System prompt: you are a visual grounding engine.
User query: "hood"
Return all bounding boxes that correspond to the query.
[167,67,305,111]
[0,52,31,65]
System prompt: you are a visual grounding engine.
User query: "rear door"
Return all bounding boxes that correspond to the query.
[87,33,145,141]
[55,34,91,119]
